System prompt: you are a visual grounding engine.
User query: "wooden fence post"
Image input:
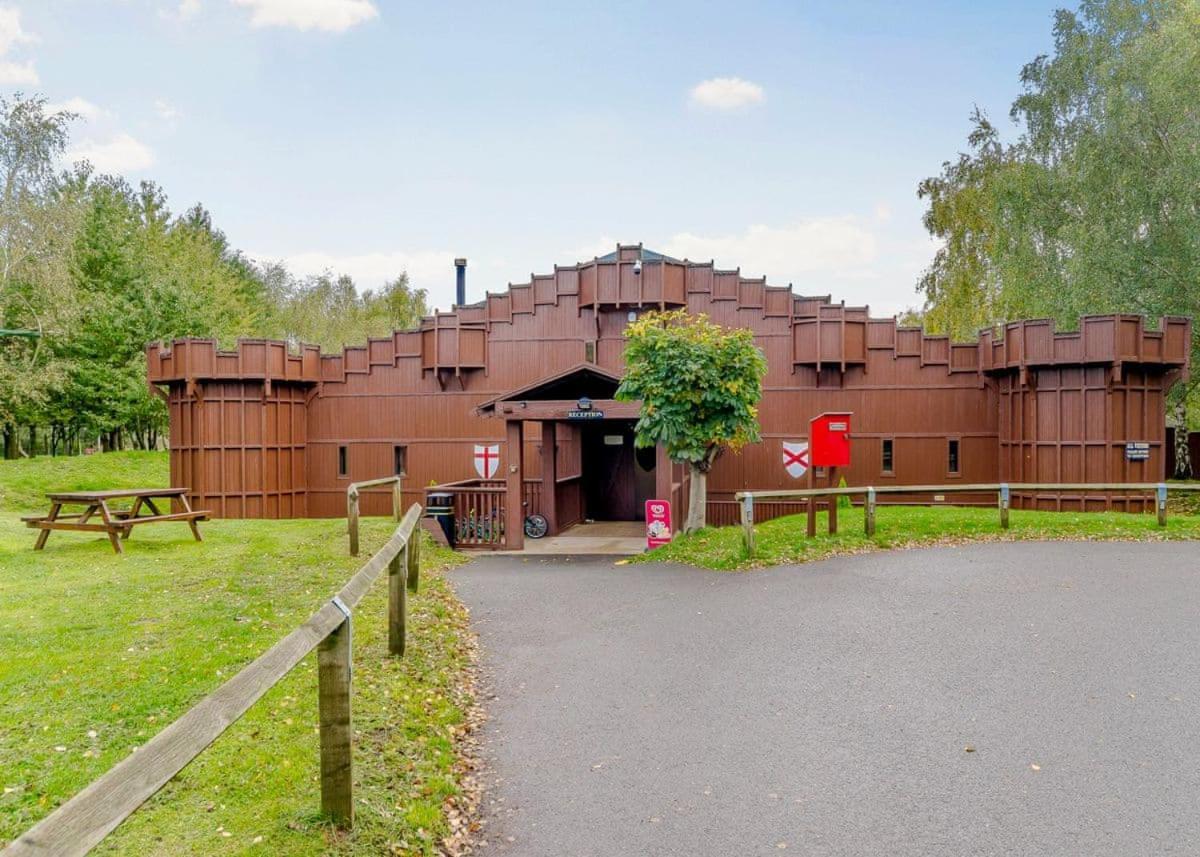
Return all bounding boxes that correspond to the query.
[389,548,406,656]
[999,483,1010,530]
[407,529,420,593]
[347,487,360,557]
[827,467,838,535]
[806,467,816,538]
[865,487,876,537]
[1157,483,1167,527]
[318,606,353,827]
[392,477,403,522]
[741,495,755,557]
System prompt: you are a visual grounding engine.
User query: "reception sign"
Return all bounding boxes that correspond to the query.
[645,499,672,549]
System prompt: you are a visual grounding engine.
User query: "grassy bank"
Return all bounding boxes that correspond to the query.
[0,453,473,855]
[635,504,1200,571]
[0,450,168,512]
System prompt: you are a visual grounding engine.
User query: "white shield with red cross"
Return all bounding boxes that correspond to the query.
[473,444,500,479]
[782,441,809,479]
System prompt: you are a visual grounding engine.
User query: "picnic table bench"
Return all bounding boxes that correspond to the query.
[23,488,210,554]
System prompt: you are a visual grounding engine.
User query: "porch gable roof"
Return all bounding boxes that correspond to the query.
[475,363,623,416]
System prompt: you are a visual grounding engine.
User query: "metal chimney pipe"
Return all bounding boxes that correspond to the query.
[454,258,467,307]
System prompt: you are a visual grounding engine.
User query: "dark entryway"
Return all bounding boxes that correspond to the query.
[581,421,654,521]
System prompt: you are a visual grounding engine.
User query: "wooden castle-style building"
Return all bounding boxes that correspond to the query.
[147,244,1190,549]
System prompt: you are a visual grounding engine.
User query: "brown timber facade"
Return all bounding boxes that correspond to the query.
[147,244,1190,548]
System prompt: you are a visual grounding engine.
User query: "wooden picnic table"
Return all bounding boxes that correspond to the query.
[23,488,210,554]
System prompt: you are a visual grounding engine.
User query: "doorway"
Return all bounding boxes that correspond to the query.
[580,421,655,521]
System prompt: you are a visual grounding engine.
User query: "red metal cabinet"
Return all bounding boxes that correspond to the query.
[810,412,852,467]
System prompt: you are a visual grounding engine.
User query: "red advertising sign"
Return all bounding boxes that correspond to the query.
[645,499,672,549]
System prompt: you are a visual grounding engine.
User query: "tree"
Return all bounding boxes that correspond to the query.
[0,94,80,458]
[917,0,1200,476]
[0,93,428,456]
[616,310,767,533]
[266,267,429,351]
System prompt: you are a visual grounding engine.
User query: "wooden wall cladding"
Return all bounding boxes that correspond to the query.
[167,380,308,518]
[997,365,1169,511]
[979,316,1190,372]
[147,244,1190,520]
[148,338,321,384]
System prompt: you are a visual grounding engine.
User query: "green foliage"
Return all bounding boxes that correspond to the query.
[918,0,1200,402]
[616,310,767,469]
[0,95,79,431]
[837,476,852,509]
[0,95,429,457]
[264,265,428,352]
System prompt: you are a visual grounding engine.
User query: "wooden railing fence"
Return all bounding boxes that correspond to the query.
[3,504,424,857]
[422,478,545,549]
[735,482,1200,556]
[346,475,403,556]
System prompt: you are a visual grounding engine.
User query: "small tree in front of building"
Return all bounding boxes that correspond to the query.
[617,310,767,533]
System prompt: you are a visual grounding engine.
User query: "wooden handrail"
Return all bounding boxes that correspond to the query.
[3,505,424,856]
[346,475,403,556]
[425,481,507,494]
[736,482,1197,556]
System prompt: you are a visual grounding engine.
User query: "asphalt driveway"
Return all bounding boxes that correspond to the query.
[451,542,1200,857]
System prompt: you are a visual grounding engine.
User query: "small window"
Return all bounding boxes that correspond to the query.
[584,341,596,363]
[337,445,348,478]
[881,439,894,474]
[948,439,960,475]
[394,445,407,476]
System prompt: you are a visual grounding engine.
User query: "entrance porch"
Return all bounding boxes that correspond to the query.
[426,364,690,551]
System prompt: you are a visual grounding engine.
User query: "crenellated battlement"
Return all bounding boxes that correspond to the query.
[148,245,1190,391]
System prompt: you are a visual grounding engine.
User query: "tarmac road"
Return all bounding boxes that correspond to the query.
[451,542,1200,857]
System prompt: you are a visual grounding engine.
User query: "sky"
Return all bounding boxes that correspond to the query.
[3,0,1064,315]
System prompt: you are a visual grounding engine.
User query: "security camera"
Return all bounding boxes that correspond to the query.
[632,259,642,275]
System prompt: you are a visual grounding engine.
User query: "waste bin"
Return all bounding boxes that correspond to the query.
[425,491,456,547]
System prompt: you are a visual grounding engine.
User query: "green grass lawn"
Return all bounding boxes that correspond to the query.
[636,503,1200,571]
[0,450,168,513]
[0,452,473,855]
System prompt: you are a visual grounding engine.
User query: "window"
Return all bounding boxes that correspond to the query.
[394,445,407,476]
[584,341,596,363]
[337,445,348,478]
[881,439,894,474]
[948,439,960,475]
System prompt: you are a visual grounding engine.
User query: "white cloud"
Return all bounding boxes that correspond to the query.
[154,98,182,121]
[67,133,156,174]
[159,0,201,22]
[688,77,765,110]
[231,0,378,33]
[564,235,620,263]
[0,57,35,84]
[260,221,939,320]
[656,217,936,314]
[45,97,108,122]
[0,5,34,55]
[665,219,878,279]
[0,5,35,83]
